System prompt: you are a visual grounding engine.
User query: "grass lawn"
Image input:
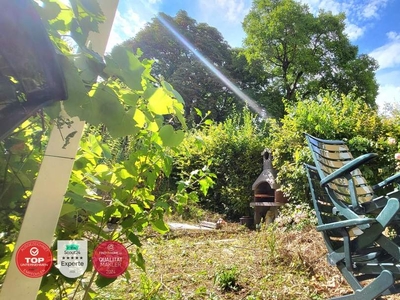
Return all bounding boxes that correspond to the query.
[94,221,378,300]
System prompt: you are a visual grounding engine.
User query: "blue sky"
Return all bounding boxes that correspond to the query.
[107,0,400,110]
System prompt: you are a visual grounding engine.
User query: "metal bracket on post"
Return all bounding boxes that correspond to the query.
[0,1,119,299]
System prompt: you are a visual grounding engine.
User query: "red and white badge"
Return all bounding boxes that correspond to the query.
[15,240,53,278]
[92,241,129,278]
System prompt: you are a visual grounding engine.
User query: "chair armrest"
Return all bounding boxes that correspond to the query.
[372,172,400,191]
[316,218,375,232]
[376,198,400,228]
[320,153,378,187]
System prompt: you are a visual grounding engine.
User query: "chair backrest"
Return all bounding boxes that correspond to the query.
[304,164,344,252]
[305,133,374,205]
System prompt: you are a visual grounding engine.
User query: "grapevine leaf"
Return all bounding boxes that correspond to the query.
[133,249,146,272]
[174,103,187,129]
[127,232,142,247]
[105,48,145,91]
[133,109,146,128]
[59,204,77,217]
[81,84,137,137]
[95,275,116,288]
[81,201,105,214]
[150,219,169,234]
[121,93,139,107]
[199,178,214,196]
[99,143,112,159]
[60,57,90,118]
[94,164,108,173]
[161,80,185,104]
[147,88,174,115]
[159,125,185,147]
[44,102,61,119]
[162,155,173,176]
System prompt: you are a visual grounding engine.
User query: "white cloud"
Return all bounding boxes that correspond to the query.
[345,22,365,41]
[376,84,400,110]
[361,0,389,19]
[374,70,400,112]
[217,0,246,22]
[199,0,249,23]
[299,0,353,16]
[106,8,146,52]
[387,31,400,41]
[304,0,390,21]
[298,0,392,41]
[370,40,400,70]
[316,0,342,14]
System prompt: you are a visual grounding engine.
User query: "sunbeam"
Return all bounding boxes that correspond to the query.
[138,0,269,119]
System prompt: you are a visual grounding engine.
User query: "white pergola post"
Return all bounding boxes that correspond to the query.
[0,1,119,299]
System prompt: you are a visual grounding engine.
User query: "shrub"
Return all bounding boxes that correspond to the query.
[170,108,271,220]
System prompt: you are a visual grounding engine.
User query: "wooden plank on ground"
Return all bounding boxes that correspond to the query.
[199,221,218,229]
[250,202,285,207]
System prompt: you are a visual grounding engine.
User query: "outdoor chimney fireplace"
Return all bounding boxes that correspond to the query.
[251,149,287,225]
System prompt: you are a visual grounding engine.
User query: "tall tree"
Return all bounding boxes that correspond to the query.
[243,0,379,117]
[117,11,251,124]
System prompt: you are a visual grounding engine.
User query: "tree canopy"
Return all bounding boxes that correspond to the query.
[243,0,379,118]
[118,10,254,125]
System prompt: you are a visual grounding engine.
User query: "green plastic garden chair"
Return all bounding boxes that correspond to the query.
[304,133,400,299]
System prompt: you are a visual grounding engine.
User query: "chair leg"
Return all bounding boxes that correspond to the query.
[330,270,394,300]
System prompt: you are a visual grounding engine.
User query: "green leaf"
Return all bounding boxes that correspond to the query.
[82,84,137,137]
[44,102,61,119]
[95,275,117,288]
[99,143,112,159]
[147,88,174,115]
[60,204,77,217]
[124,270,131,281]
[81,201,105,214]
[150,219,169,234]
[127,232,142,247]
[84,173,101,185]
[117,168,131,180]
[133,109,146,128]
[105,48,145,91]
[199,178,214,196]
[121,92,139,106]
[173,103,187,129]
[95,164,109,173]
[50,4,74,32]
[159,125,185,147]
[67,185,86,198]
[60,57,90,118]
[194,108,203,118]
[161,80,185,104]
[162,155,173,176]
[133,249,146,272]
[107,108,139,138]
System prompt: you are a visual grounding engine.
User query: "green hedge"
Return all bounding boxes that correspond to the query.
[170,109,271,219]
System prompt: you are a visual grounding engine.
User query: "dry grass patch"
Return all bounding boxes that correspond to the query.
[96,223,397,299]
